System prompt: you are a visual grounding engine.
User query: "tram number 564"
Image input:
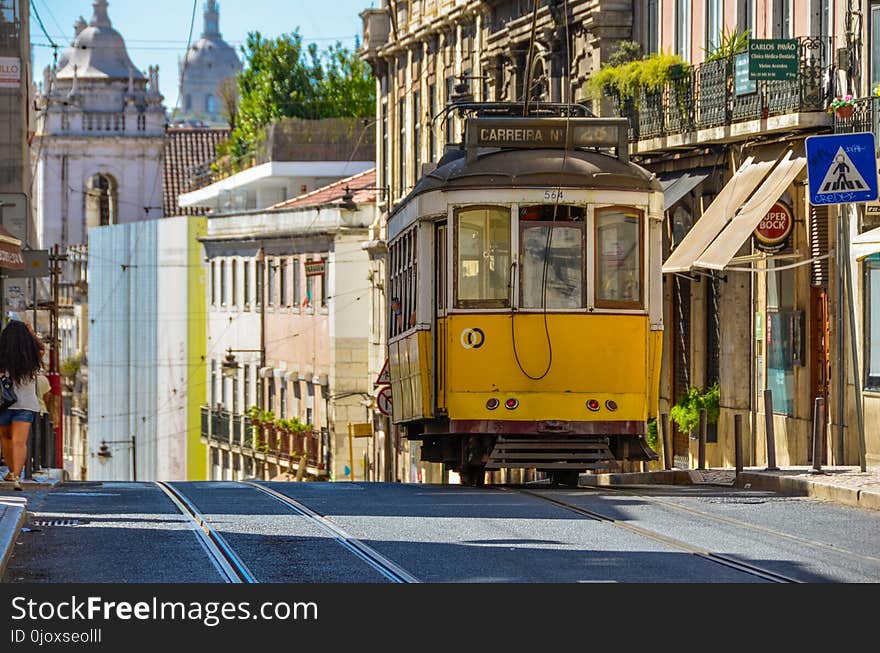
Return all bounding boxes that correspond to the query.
[544,190,564,200]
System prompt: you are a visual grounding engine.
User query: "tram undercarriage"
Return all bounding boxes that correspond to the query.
[413,422,659,486]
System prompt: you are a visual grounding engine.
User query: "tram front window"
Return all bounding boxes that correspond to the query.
[595,207,643,308]
[520,205,585,309]
[455,206,511,308]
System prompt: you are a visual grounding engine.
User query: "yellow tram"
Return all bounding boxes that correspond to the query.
[386,105,664,485]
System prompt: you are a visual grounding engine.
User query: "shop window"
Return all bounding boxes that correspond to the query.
[865,255,880,390]
[595,207,643,309]
[455,206,510,308]
[519,205,585,309]
[767,262,802,416]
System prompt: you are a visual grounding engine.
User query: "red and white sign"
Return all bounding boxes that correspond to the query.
[0,58,21,89]
[377,386,392,417]
[754,202,793,247]
[374,359,390,387]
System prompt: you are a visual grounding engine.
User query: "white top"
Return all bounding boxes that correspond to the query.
[5,375,40,413]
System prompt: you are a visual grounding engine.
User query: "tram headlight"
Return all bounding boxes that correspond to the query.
[486,398,500,410]
[586,399,600,412]
[605,400,618,412]
[504,398,519,410]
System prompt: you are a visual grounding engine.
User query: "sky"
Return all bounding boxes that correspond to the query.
[30,0,377,112]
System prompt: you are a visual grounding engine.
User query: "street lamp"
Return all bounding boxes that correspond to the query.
[96,435,137,481]
[221,347,262,378]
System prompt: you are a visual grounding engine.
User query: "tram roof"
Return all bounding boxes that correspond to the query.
[389,147,662,220]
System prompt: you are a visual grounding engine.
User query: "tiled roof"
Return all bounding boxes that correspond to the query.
[163,127,229,216]
[271,168,377,210]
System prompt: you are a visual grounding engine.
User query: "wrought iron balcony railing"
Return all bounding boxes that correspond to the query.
[615,37,828,143]
[833,96,880,139]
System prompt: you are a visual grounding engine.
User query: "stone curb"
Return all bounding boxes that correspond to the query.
[577,468,880,512]
[735,472,880,512]
[0,498,27,581]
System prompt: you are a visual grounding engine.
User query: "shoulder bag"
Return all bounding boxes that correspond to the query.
[0,373,17,412]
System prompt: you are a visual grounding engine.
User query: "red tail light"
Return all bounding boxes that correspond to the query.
[505,398,519,410]
[586,399,600,412]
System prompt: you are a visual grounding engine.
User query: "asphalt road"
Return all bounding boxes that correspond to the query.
[5,481,879,583]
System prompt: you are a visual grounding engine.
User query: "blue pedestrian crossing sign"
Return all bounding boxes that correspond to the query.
[806,132,878,205]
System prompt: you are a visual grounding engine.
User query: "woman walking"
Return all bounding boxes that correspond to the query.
[0,320,42,491]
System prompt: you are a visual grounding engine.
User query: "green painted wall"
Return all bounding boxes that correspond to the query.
[187,216,208,480]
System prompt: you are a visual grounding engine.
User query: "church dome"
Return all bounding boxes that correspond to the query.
[56,1,144,80]
[184,36,240,72]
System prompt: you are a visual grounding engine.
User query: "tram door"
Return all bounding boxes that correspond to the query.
[435,222,448,412]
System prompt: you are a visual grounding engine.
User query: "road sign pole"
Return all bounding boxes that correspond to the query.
[841,206,868,471]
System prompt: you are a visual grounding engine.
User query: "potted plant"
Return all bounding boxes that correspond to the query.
[828,95,856,119]
[670,384,720,439]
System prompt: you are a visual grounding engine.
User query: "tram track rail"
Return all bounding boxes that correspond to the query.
[243,482,420,584]
[589,485,880,568]
[502,486,803,583]
[155,481,258,584]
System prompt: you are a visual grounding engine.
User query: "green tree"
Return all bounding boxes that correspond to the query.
[229,30,375,158]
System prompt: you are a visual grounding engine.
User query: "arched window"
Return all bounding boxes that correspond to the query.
[206,94,216,115]
[86,174,117,228]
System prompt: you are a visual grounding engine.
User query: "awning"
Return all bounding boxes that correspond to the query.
[660,170,710,211]
[852,226,880,261]
[662,155,776,273]
[695,149,806,270]
[0,225,24,271]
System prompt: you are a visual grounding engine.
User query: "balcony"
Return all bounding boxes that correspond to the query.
[615,37,830,155]
[201,405,325,476]
[833,96,880,139]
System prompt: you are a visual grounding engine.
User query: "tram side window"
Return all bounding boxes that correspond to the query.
[595,207,643,308]
[520,205,585,309]
[455,206,511,308]
[389,228,418,338]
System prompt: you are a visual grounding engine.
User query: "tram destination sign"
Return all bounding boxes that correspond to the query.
[748,39,799,80]
[466,117,628,160]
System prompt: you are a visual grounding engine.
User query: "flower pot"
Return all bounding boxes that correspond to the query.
[835,105,855,119]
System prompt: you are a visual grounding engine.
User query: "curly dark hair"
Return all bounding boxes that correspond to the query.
[0,320,42,385]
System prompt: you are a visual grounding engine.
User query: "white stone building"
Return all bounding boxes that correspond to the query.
[32,0,166,250]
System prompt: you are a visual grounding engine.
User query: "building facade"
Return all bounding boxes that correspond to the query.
[200,173,380,481]
[32,0,166,249]
[87,216,207,481]
[360,0,878,473]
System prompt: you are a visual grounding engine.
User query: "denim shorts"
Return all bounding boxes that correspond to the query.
[0,409,36,426]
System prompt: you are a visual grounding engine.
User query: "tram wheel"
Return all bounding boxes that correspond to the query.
[550,470,581,487]
[459,465,486,487]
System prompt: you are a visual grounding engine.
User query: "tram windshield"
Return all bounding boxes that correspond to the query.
[455,206,511,308]
[595,207,642,308]
[519,205,585,309]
